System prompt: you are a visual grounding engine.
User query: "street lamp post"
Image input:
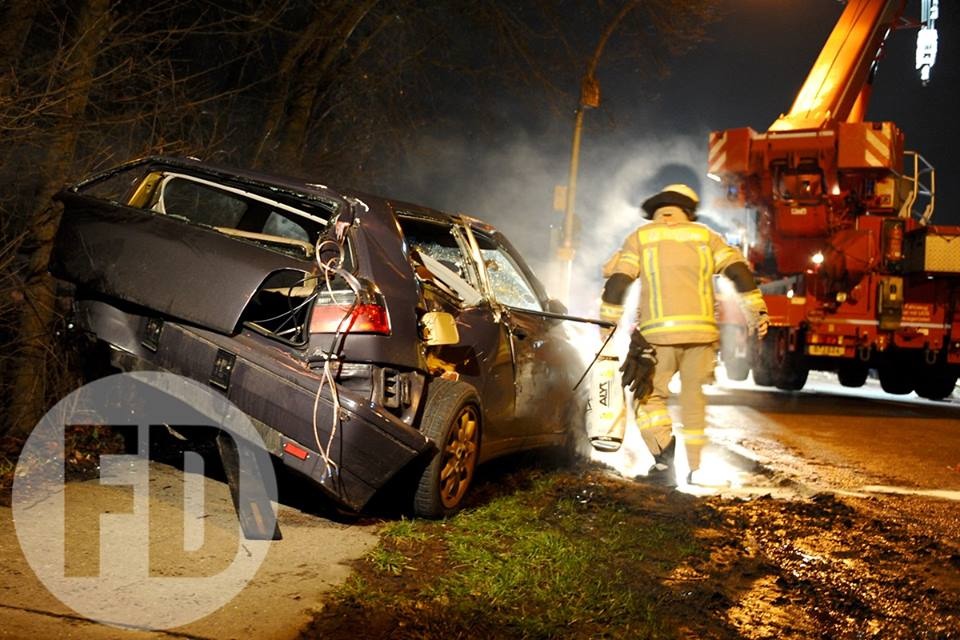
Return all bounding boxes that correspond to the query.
[556,0,639,305]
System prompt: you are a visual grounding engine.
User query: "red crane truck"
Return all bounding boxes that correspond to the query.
[710,0,959,399]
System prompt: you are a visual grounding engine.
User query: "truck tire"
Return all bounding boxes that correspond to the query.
[878,364,913,395]
[771,328,808,391]
[837,362,869,388]
[413,378,481,518]
[915,370,958,401]
[751,337,775,386]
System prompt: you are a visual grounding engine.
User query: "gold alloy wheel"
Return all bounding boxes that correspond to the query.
[438,405,479,509]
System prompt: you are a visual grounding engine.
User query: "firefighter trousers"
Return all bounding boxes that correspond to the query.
[635,342,716,472]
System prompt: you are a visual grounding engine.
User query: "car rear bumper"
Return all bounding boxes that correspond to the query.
[73,298,433,512]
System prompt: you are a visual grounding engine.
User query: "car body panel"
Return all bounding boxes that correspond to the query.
[52,192,314,335]
[51,156,595,514]
[76,298,431,511]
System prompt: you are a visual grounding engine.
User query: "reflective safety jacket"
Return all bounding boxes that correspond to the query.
[603,220,748,345]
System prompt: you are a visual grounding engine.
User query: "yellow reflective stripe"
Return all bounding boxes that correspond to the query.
[742,289,764,306]
[642,246,663,321]
[635,412,651,429]
[617,252,641,268]
[647,409,672,427]
[698,245,713,318]
[640,320,718,336]
[600,302,624,324]
[681,427,707,445]
[637,225,710,245]
[639,315,716,328]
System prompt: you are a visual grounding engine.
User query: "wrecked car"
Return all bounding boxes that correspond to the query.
[49,156,595,517]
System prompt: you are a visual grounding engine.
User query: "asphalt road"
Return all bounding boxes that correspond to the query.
[706,370,960,496]
[590,368,960,503]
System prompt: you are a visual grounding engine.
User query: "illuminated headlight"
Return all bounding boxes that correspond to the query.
[811,251,824,265]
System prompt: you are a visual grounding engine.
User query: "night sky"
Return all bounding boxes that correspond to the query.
[392,0,958,309]
[650,0,959,219]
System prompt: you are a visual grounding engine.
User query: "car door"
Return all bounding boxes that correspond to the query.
[395,214,517,446]
[462,227,559,442]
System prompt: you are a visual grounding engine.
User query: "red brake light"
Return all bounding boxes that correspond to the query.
[309,303,391,335]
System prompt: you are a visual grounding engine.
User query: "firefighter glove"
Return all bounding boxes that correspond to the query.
[741,289,769,340]
[620,329,657,400]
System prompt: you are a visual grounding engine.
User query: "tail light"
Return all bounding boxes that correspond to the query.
[309,301,391,334]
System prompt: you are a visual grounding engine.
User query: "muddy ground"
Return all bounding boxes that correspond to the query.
[306,458,960,640]
[2,432,960,638]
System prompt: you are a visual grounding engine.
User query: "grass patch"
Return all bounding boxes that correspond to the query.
[302,467,705,639]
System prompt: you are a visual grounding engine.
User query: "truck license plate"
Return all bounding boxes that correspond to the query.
[807,345,845,357]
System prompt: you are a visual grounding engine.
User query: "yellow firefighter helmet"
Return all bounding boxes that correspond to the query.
[641,183,700,220]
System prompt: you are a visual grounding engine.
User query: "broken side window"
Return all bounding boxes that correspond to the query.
[470,232,543,312]
[397,215,483,307]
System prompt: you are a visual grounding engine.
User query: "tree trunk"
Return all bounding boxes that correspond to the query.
[6,0,112,438]
[0,0,39,97]
[253,8,332,168]
[255,0,380,170]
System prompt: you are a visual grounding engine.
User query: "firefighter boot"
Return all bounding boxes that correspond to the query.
[653,436,676,468]
[644,436,677,486]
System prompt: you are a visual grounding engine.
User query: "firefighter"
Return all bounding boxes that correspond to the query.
[600,183,768,485]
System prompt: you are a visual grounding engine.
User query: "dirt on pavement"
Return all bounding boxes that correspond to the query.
[2,437,959,638]
[303,461,960,640]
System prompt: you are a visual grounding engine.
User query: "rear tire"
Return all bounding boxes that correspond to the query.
[771,328,808,391]
[413,379,481,518]
[837,362,869,388]
[915,369,958,401]
[878,363,914,395]
[751,337,775,386]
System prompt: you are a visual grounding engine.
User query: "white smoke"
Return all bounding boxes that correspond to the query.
[394,127,740,321]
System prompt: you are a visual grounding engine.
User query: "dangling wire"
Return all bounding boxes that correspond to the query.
[310,225,364,484]
[247,274,319,339]
[311,356,341,482]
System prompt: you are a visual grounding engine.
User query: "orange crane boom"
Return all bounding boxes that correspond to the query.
[770,0,905,131]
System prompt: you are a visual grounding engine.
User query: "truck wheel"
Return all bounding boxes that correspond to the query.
[878,364,913,395]
[751,338,775,386]
[772,328,808,391]
[915,370,958,401]
[837,362,869,388]
[413,379,481,518]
